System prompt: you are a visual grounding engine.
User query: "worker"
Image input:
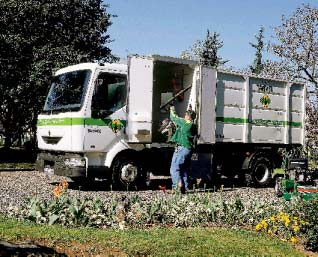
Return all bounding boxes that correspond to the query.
[169,105,197,193]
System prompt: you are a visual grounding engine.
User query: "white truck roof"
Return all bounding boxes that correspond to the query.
[55,62,127,75]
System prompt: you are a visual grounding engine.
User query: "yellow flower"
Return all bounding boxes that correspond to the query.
[270,216,275,222]
[261,219,268,229]
[277,211,285,221]
[255,223,262,231]
[293,225,300,232]
[285,218,290,227]
[290,236,297,244]
[267,229,272,234]
[301,220,305,225]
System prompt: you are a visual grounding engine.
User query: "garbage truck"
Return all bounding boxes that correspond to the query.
[36,55,306,188]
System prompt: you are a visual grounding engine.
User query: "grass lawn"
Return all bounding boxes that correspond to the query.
[0,216,306,256]
[0,162,35,170]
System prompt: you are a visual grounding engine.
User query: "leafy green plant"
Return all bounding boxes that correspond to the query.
[69,198,88,225]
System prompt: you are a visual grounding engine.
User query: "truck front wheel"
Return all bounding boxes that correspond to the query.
[250,156,273,187]
[112,154,146,190]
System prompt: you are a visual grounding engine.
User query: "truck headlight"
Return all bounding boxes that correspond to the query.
[64,158,86,167]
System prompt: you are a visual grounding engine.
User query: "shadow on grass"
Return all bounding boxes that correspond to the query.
[0,240,66,257]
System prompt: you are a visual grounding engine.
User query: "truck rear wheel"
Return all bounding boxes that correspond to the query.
[250,156,273,187]
[112,154,146,190]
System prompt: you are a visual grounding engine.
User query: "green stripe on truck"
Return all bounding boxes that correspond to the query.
[37,118,127,127]
[38,117,300,128]
[216,117,302,127]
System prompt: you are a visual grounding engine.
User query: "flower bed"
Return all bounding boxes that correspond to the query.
[4,180,318,252]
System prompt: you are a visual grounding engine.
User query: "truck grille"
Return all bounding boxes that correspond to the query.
[42,136,62,145]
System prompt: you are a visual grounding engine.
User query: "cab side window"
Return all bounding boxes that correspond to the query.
[92,72,127,117]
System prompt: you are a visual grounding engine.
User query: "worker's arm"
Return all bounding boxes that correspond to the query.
[170,106,185,127]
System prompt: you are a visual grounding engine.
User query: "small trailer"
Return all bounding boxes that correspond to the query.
[36,55,306,188]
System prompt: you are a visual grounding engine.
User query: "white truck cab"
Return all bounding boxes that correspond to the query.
[37,62,129,180]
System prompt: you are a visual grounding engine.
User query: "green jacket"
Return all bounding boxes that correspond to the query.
[170,109,196,149]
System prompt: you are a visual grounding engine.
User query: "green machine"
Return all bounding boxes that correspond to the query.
[275,158,318,201]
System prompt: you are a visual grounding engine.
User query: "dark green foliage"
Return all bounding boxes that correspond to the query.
[0,0,117,148]
[250,26,265,74]
[200,30,228,68]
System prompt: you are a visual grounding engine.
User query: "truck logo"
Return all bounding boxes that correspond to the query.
[257,83,273,93]
[88,128,101,133]
[260,94,271,108]
[110,119,124,133]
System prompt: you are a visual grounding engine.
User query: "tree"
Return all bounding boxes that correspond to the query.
[268,4,318,153]
[260,60,294,80]
[270,4,318,86]
[250,26,265,74]
[180,40,203,62]
[0,0,118,148]
[181,30,228,68]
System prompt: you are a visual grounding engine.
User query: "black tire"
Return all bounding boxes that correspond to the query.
[112,154,146,190]
[250,156,273,187]
[274,177,284,197]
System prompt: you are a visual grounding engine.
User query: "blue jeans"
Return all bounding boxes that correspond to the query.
[170,146,192,190]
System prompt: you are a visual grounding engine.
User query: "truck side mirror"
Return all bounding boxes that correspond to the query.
[92,79,113,119]
[94,79,104,98]
[92,79,108,113]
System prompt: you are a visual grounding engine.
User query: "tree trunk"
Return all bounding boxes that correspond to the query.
[31,109,38,149]
[4,134,12,149]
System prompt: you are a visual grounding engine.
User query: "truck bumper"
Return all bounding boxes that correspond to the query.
[36,152,86,177]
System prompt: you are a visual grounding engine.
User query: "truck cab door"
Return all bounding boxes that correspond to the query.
[198,66,217,144]
[127,56,154,142]
[83,70,127,152]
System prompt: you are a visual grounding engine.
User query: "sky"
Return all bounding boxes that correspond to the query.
[105,0,318,69]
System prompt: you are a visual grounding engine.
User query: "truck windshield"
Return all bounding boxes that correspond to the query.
[43,69,91,113]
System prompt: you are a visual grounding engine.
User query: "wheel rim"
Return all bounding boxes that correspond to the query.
[120,163,138,184]
[254,163,270,183]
